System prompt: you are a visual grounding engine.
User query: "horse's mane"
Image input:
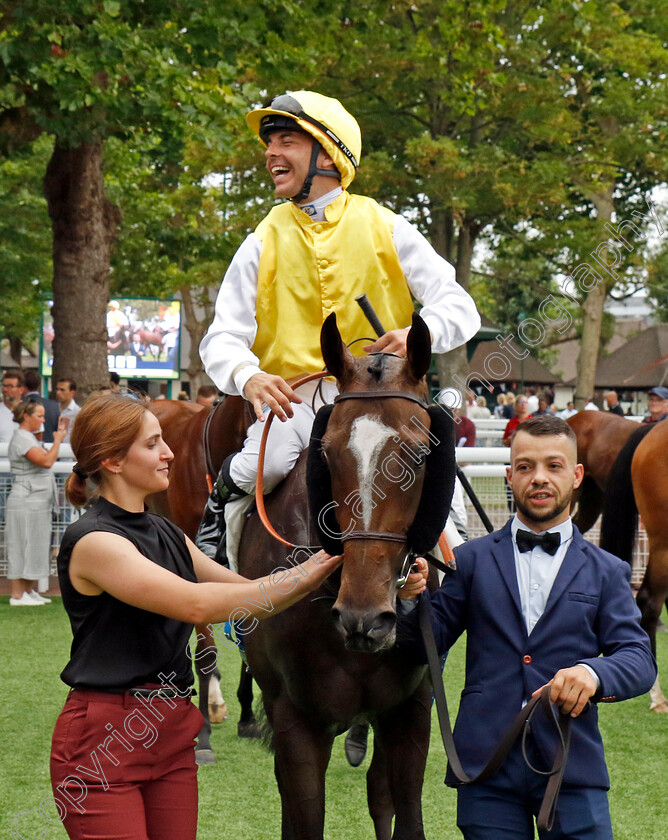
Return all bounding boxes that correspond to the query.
[366,353,390,382]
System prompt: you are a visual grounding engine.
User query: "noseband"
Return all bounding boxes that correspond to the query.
[332,390,430,577]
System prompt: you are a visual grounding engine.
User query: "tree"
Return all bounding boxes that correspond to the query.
[0,0,258,397]
[0,135,52,360]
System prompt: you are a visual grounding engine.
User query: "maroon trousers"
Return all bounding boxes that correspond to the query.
[50,689,203,840]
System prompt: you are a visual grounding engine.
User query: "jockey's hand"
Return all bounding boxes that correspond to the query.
[397,556,429,600]
[364,328,410,357]
[243,373,302,422]
[532,665,597,718]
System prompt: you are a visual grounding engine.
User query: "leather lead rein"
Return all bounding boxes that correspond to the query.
[417,591,571,832]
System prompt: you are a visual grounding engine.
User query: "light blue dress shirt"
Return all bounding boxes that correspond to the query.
[511,514,600,688]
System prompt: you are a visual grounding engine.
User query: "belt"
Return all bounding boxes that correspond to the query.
[128,687,193,698]
[73,685,195,699]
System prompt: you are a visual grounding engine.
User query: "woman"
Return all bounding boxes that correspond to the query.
[6,400,68,605]
[50,395,343,839]
[470,395,491,419]
[493,393,507,419]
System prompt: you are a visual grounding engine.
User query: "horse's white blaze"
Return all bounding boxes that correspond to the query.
[348,416,394,529]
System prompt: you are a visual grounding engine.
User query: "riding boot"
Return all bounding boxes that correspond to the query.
[344,723,370,767]
[195,454,246,566]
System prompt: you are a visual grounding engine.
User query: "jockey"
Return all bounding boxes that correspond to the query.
[197,90,481,560]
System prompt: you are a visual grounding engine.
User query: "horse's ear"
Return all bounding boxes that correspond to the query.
[405,312,432,382]
[321,313,355,384]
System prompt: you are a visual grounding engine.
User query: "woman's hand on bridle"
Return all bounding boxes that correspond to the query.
[397,556,429,600]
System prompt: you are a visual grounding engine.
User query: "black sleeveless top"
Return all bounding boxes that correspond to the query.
[57,496,197,690]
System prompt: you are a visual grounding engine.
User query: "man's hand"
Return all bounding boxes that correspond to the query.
[364,328,410,357]
[243,373,302,422]
[397,556,429,600]
[533,665,597,718]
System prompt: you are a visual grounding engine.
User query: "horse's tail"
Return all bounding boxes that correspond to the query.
[599,423,654,563]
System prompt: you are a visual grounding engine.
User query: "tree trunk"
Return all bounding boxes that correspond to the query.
[44,141,121,400]
[180,285,214,394]
[573,184,615,409]
[434,218,479,395]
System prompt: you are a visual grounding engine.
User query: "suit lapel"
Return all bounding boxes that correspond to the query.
[490,523,525,629]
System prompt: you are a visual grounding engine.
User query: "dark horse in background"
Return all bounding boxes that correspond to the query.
[566,410,639,532]
[598,419,668,713]
[148,396,259,761]
[236,312,454,839]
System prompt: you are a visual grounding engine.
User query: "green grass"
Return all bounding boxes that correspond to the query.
[1,599,666,839]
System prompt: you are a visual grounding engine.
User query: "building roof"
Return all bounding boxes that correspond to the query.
[588,324,668,388]
[469,338,559,385]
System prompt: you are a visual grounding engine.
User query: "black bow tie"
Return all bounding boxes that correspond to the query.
[516,529,561,556]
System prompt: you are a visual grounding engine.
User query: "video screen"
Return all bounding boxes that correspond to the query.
[41,298,182,380]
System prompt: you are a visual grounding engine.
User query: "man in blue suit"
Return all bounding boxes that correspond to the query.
[402,414,656,839]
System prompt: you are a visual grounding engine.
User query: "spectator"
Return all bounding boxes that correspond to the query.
[54,378,80,443]
[502,395,531,446]
[6,401,68,605]
[470,395,491,419]
[503,392,516,419]
[604,390,624,416]
[0,369,23,443]
[641,386,668,424]
[493,393,507,419]
[559,401,578,420]
[196,385,219,407]
[23,370,60,443]
[526,387,539,414]
[532,395,550,416]
[109,372,121,393]
[177,390,190,401]
[583,397,599,411]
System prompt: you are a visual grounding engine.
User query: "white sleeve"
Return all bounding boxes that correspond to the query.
[393,215,481,353]
[199,233,264,395]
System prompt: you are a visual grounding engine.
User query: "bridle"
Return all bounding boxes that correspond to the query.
[254,371,450,570]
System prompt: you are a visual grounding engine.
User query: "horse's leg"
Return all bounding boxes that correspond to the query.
[269,695,334,840]
[194,624,218,764]
[237,663,262,738]
[571,476,603,534]
[366,731,394,840]
[372,686,431,840]
[208,664,228,724]
[637,573,668,713]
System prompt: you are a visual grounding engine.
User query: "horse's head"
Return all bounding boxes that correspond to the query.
[307,312,455,653]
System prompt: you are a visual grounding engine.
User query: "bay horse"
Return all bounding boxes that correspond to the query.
[599,420,668,713]
[566,411,639,532]
[147,395,259,761]
[138,326,166,359]
[236,312,455,839]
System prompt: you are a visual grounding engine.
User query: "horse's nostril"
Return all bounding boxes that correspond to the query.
[368,611,396,640]
[332,607,396,643]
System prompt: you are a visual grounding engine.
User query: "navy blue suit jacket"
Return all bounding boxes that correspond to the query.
[409,521,656,789]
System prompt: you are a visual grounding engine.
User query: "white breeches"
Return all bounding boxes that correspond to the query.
[228,380,339,495]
